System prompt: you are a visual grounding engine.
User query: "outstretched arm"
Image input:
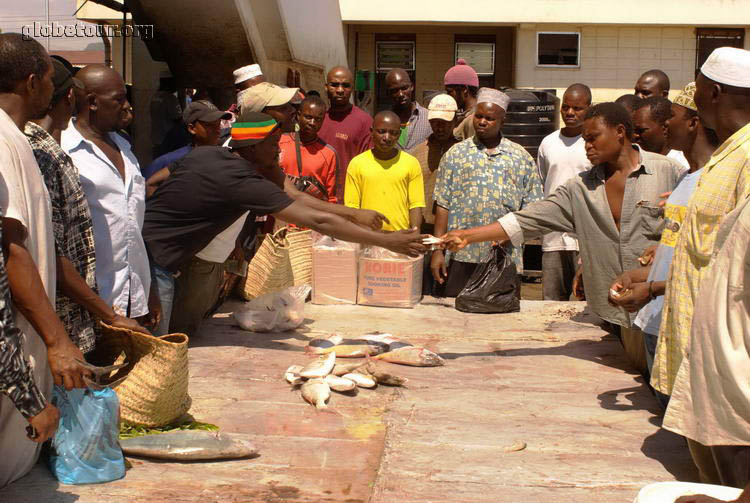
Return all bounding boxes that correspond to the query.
[273,201,425,257]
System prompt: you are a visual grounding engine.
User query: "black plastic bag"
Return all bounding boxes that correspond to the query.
[455,246,520,313]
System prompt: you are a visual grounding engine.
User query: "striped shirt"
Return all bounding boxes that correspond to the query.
[652,122,750,395]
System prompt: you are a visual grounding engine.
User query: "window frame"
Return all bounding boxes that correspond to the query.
[375,40,416,72]
[535,31,581,68]
[454,41,496,76]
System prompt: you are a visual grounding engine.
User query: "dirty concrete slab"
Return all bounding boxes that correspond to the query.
[0,299,695,502]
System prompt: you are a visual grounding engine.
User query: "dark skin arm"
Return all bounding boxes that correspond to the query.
[282,177,389,231]
[273,201,426,257]
[409,208,423,231]
[430,205,450,283]
[56,255,149,333]
[2,218,90,390]
[442,221,510,250]
[145,167,170,199]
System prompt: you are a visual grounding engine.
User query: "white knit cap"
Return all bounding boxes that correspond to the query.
[700,47,750,88]
[233,64,263,85]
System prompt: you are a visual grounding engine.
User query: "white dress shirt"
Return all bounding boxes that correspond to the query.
[61,120,151,317]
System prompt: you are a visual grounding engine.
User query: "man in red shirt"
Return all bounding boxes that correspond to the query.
[279,94,338,203]
[317,66,372,202]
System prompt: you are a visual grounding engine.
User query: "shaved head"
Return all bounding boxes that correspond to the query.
[635,69,670,99]
[326,65,352,83]
[325,66,354,111]
[75,64,130,131]
[385,68,411,86]
[374,110,400,126]
[564,83,592,105]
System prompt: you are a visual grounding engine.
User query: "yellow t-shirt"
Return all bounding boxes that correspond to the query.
[344,150,425,231]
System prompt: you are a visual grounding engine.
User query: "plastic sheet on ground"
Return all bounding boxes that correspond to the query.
[233,285,311,332]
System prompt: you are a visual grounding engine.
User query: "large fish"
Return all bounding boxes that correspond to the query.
[299,352,336,378]
[120,431,258,461]
[305,334,344,355]
[373,347,445,367]
[306,339,387,358]
[357,332,412,351]
[301,378,331,409]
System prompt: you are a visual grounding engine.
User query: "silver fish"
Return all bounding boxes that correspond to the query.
[284,365,304,386]
[299,352,336,378]
[120,431,258,461]
[342,372,376,388]
[301,378,331,409]
[324,374,356,392]
[331,360,368,376]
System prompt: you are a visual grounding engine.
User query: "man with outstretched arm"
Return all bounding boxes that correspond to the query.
[442,102,681,374]
[143,111,426,321]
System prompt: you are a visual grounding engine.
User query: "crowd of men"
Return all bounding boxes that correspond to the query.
[0,30,749,500]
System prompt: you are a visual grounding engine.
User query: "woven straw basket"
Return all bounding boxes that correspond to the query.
[238,227,294,300]
[287,227,312,286]
[91,323,191,427]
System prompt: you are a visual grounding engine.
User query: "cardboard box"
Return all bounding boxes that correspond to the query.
[357,247,423,308]
[311,235,359,305]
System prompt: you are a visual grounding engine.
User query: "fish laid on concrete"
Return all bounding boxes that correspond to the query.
[374,346,445,367]
[299,352,336,378]
[363,363,409,387]
[305,334,344,355]
[357,332,412,351]
[306,339,387,358]
[120,430,258,461]
[284,365,304,386]
[331,360,368,377]
[324,374,356,392]
[343,372,376,389]
[301,378,331,409]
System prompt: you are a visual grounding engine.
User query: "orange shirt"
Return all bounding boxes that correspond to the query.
[278,133,339,203]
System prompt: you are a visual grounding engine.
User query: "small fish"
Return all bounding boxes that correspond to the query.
[364,363,408,387]
[305,334,344,355]
[342,372,376,388]
[609,287,632,299]
[504,440,527,453]
[324,375,356,392]
[301,378,331,409]
[120,431,258,461]
[374,347,445,367]
[284,365,304,386]
[299,352,336,378]
[331,360,368,376]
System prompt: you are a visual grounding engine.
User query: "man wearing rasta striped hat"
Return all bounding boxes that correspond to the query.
[143,111,427,332]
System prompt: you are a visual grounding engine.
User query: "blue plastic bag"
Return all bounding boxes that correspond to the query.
[48,386,126,484]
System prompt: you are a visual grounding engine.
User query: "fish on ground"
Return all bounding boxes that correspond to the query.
[301,378,331,409]
[331,360,368,376]
[362,363,409,387]
[299,352,336,378]
[357,332,412,351]
[324,374,356,392]
[305,334,344,354]
[119,430,258,461]
[343,372,376,389]
[374,347,445,367]
[306,339,388,358]
[284,365,304,386]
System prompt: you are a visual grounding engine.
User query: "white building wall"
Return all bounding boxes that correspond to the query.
[517,24,748,102]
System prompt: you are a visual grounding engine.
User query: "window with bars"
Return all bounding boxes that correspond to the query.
[696,28,745,74]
